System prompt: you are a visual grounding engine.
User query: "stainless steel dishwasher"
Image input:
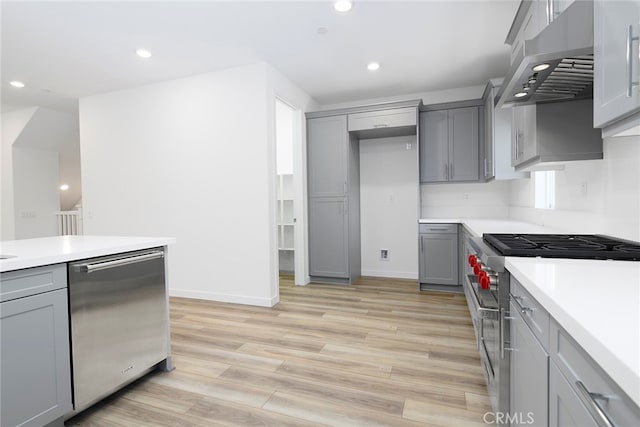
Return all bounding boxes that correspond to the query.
[68,248,168,413]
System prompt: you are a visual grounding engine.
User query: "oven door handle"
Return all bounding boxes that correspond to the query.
[500,309,517,359]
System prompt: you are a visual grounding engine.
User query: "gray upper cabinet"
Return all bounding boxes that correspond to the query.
[419,110,449,182]
[307,115,348,198]
[348,107,417,132]
[449,107,479,181]
[1,264,72,427]
[593,0,640,130]
[484,80,528,180]
[511,99,603,170]
[420,106,479,183]
[308,197,349,279]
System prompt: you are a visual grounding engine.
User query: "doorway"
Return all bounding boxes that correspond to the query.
[275,98,302,285]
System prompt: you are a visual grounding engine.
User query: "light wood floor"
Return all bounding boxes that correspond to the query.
[67,276,492,426]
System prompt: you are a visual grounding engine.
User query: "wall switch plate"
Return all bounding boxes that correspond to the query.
[379,248,389,261]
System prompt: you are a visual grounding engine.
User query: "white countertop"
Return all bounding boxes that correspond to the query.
[419,218,561,237]
[506,257,640,407]
[0,236,176,272]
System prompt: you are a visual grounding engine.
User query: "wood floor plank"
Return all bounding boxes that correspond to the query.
[65,276,492,426]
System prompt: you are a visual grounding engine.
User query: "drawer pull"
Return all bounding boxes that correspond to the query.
[575,381,614,427]
[510,294,534,314]
[373,123,388,128]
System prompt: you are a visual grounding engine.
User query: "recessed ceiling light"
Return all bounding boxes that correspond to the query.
[514,92,528,98]
[9,81,25,88]
[532,63,550,72]
[60,184,69,191]
[334,1,353,13]
[136,49,152,59]
[367,62,380,71]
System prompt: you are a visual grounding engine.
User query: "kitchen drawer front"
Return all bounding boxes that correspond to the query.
[0,264,67,302]
[550,320,640,426]
[419,223,458,234]
[348,107,416,132]
[509,276,550,350]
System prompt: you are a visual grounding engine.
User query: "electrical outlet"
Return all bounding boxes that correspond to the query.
[20,211,36,219]
[405,143,412,150]
[379,248,389,261]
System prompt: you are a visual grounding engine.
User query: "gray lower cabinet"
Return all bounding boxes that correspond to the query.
[549,361,598,427]
[419,107,479,183]
[509,298,549,427]
[1,264,72,427]
[593,0,640,129]
[308,197,349,279]
[549,319,640,427]
[508,274,640,427]
[419,224,459,287]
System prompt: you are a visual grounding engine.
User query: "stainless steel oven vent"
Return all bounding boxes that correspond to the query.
[531,55,594,100]
[496,1,594,107]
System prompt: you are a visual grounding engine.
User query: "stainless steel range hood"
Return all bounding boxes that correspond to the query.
[496,0,594,108]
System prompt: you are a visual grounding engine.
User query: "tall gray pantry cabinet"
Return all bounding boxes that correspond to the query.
[307,115,356,283]
[306,101,419,284]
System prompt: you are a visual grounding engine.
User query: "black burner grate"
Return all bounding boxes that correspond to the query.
[482,234,640,261]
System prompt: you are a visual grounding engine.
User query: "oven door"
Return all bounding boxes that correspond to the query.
[464,273,500,410]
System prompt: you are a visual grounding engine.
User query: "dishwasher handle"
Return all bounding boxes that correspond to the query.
[75,251,164,273]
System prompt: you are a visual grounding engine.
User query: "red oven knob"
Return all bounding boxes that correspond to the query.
[479,274,491,289]
[468,255,478,267]
[473,263,483,275]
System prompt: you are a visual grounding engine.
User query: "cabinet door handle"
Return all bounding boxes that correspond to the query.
[450,163,454,179]
[420,236,423,252]
[575,381,615,427]
[444,163,449,180]
[343,182,347,196]
[546,0,554,25]
[626,25,639,98]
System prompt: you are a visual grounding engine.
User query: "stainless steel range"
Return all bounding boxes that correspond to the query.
[463,233,640,420]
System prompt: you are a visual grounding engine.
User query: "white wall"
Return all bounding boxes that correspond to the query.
[80,63,283,306]
[421,180,511,219]
[509,136,640,241]
[12,146,60,239]
[360,135,419,279]
[1,108,37,240]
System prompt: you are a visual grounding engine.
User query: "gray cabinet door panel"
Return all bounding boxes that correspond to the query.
[549,361,599,427]
[419,110,449,182]
[419,233,459,285]
[1,288,72,427]
[510,300,549,427]
[309,198,349,278]
[449,107,479,182]
[594,0,640,127]
[307,116,348,197]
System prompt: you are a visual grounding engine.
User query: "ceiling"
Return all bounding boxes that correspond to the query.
[1,1,520,113]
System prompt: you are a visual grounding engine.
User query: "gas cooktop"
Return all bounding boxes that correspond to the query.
[483,233,640,261]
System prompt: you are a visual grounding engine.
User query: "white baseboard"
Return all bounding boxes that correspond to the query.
[169,289,279,307]
[360,270,418,280]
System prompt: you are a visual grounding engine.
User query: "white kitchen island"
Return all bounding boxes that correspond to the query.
[0,235,176,427]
